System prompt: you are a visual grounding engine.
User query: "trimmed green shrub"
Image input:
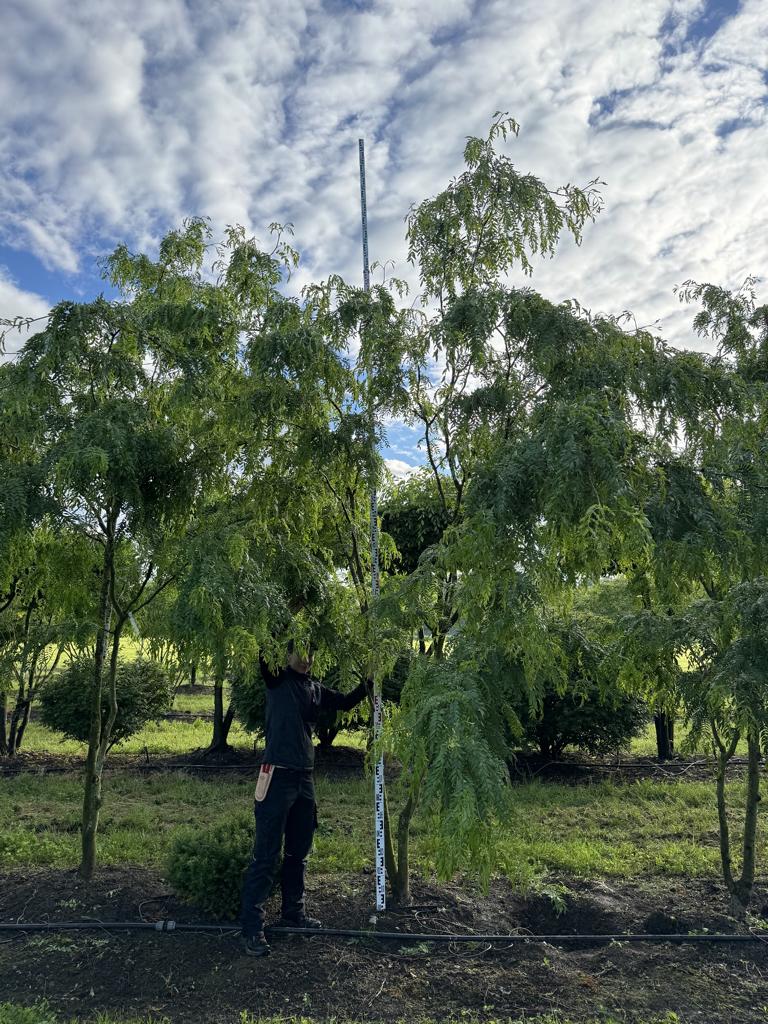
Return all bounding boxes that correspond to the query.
[512,678,648,758]
[39,658,172,748]
[165,813,252,919]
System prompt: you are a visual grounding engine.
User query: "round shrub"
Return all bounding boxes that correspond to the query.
[512,678,648,758]
[39,658,172,747]
[165,813,252,919]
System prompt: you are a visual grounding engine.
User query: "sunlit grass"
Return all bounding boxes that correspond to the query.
[171,690,214,714]
[629,720,748,758]
[19,717,255,758]
[0,767,757,885]
[0,1003,685,1024]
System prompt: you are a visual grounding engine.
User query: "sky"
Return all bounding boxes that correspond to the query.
[1,0,766,476]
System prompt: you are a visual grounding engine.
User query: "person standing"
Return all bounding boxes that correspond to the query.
[240,643,370,957]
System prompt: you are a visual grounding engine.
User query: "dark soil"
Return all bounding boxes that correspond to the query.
[508,751,756,785]
[1,866,767,1023]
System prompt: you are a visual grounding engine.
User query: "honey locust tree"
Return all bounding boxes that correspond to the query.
[374,115,739,898]
[160,248,406,752]
[371,113,606,899]
[0,218,291,878]
[617,280,768,917]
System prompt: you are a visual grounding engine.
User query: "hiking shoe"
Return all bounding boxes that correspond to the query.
[277,914,322,930]
[242,932,271,957]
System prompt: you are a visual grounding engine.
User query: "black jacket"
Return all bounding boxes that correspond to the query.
[260,660,368,770]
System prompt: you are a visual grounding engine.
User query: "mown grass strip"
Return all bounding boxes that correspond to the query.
[0,1003,686,1024]
[0,771,761,883]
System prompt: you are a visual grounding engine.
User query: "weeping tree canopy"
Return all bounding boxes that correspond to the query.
[377,112,747,885]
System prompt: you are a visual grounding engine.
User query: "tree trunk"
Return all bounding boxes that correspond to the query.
[715,735,735,896]
[15,694,34,752]
[7,696,30,757]
[189,662,197,688]
[79,538,114,881]
[731,731,761,916]
[7,700,23,757]
[382,774,422,906]
[0,691,7,756]
[316,710,340,750]
[392,796,414,904]
[654,712,675,761]
[207,670,234,754]
[382,786,398,886]
[711,722,753,917]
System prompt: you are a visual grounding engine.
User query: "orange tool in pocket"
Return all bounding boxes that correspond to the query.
[254,763,275,802]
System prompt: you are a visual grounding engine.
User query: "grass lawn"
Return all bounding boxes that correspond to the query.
[629,720,749,758]
[0,762,755,886]
[0,1006,687,1024]
[17,704,732,762]
[18,717,256,759]
[2,706,760,1024]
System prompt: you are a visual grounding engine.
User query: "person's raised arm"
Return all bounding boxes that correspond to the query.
[259,653,283,689]
[319,676,372,712]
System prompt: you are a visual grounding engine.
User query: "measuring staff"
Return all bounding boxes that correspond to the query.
[239,642,370,957]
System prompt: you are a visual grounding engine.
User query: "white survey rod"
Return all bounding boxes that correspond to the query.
[358,138,386,912]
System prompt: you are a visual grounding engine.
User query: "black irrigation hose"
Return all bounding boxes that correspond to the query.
[1,754,761,778]
[0,760,754,778]
[0,920,765,943]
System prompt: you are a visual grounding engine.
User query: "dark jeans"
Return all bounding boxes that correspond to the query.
[239,768,316,938]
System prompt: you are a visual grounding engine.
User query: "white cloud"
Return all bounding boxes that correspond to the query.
[0,269,51,359]
[1,0,765,365]
[384,458,417,482]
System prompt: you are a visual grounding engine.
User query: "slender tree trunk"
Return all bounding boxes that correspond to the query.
[393,795,414,904]
[8,698,31,757]
[654,712,675,761]
[732,731,761,915]
[189,662,197,688]
[715,735,735,897]
[15,698,33,752]
[0,691,8,756]
[711,722,759,917]
[382,773,423,906]
[7,654,40,756]
[417,628,426,656]
[16,648,61,755]
[7,700,22,757]
[382,786,398,887]
[316,715,340,750]
[207,668,234,754]
[79,539,114,881]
